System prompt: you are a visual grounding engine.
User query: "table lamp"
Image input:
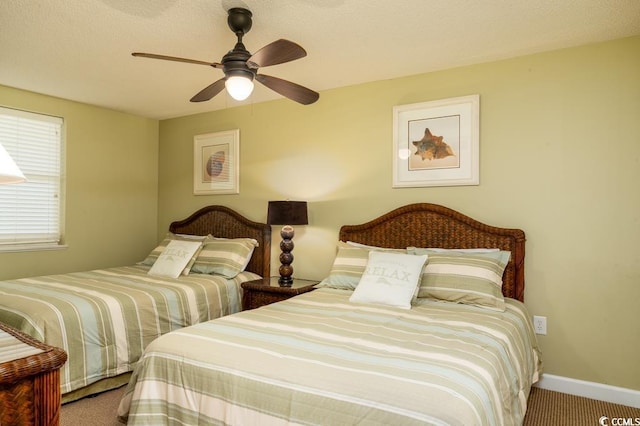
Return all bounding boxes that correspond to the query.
[267,200,308,286]
[0,143,26,184]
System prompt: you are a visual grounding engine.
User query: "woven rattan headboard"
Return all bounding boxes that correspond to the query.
[169,205,271,278]
[339,203,526,301]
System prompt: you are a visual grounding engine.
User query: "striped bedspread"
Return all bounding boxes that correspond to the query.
[118,288,542,425]
[0,265,259,394]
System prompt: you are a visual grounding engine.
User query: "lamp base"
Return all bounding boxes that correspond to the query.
[278,225,295,287]
[278,276,293,287]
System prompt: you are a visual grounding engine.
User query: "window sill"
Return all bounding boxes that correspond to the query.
[0,243,68,253]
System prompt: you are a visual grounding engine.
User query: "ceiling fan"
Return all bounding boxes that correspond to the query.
[132,7,319,105]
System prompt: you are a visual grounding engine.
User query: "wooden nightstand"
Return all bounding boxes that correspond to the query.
[242,277,318,310]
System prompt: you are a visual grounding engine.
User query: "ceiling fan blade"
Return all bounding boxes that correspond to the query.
[190,78,226,102]
[132,52,223,68]
[247,39,307,69]
[256,74,319,105]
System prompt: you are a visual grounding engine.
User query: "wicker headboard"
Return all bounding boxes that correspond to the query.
[339,203,526,301]
[169,205,271,278]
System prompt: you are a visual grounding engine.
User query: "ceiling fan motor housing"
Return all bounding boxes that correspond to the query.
[222,42,255,81]
[227,8,252,37]
[224,8,255,81]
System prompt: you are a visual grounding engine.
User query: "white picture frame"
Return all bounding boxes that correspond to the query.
[193,129,239,195]
[392,95,479,188]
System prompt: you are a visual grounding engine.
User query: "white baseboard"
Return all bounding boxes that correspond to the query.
[535,374,640,409]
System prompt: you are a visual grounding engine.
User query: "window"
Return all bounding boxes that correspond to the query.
[0,106,64,251]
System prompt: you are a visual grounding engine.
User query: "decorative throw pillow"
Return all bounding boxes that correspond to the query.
[409,248,511,311]
[148,240,203,279]
[316,242,403,290]
[349,251,428,309]
[190,237,258,278]
[140,233,209,275]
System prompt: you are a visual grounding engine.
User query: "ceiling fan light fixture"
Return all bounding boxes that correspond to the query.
[132,8,318,105]
[225,75,254,101]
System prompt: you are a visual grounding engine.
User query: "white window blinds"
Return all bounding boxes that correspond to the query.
[0,107,63,248]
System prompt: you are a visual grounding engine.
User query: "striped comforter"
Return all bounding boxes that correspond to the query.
[0,265,259,394]
[118,288,542,425]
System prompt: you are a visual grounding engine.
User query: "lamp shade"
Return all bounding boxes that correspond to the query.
[225,76,254,101]
[267,201,308,226]
[0,143,26,184]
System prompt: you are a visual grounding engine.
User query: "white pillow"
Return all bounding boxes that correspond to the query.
[349,251,428,309]
[345,241,392,249]
[407,246,500,253]
[140,232,210,275]
[148,240,203,279]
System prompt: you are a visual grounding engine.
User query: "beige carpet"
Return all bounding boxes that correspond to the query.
[61,385,125,426]
[61,385,640,425]
[524,387,640,426]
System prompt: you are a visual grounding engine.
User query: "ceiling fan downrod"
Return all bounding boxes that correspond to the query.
[227,8,252,42]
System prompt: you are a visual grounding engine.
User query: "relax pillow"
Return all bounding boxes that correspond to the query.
[140,232,209,275]
[408,248,511,311]
[316,242,403,290]
[148,240,203,279]
[190,237,258,278]
[349,251,428,309]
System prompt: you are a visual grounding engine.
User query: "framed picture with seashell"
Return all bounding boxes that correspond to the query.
[193,129,240,195]
[392,95,479,188]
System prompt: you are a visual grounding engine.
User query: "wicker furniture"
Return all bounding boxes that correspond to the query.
[0,205,271,404]
[169,205,271,277]
[339,203,526,301]
[242,277,318,310]
[0,322,67,426]
[118,202,538,425]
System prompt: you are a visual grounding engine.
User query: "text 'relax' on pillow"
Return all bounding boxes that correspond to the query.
[140,232,209,275]
[409,248,511,311]
[190,237,258,279]
[349,251,428,309]
[148,240,203,279]
[315,241,404,291]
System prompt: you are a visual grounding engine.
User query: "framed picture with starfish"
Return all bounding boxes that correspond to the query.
[193,129,240,195]
[392,95,479,187]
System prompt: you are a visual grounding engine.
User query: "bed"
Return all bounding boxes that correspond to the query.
[118,203,542,425]
[0,205,270,403]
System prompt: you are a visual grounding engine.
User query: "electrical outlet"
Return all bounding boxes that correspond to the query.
[533,316,547,335]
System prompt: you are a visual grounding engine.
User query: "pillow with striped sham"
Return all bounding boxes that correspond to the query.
[408,248,511,311]
[190,237,258,278]
[315,241,403,290]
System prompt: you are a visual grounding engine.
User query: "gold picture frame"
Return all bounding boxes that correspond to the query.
[393,95,479,187]
[193,129,239,195]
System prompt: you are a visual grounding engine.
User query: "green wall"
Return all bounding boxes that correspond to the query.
[0,86,159,279]
[1,36,637,393]
[157,36,640,391]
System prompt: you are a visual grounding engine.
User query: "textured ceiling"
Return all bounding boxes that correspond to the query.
[2,0,639,120]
